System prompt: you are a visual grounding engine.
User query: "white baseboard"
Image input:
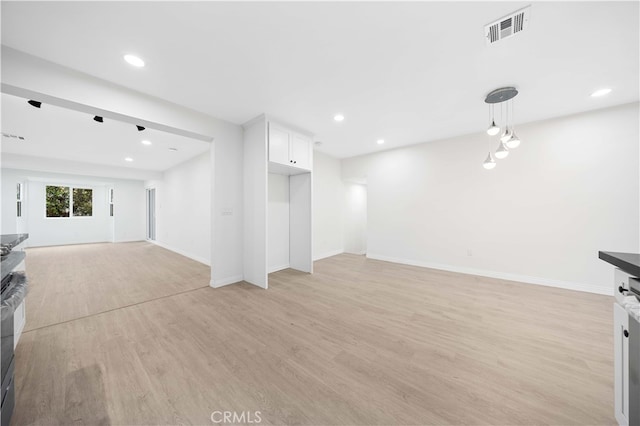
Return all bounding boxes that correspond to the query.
[366,253,612,296]
[149,240,211,266]
[210,275,243,288]
[268,264,290,273]
[313,249,344,261]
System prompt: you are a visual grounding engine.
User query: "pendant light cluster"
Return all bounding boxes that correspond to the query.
[482,87,522,170]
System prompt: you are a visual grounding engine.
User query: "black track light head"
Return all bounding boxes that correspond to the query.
[28,100,42,108]
[136,125,145,131]
[93,116,104,123]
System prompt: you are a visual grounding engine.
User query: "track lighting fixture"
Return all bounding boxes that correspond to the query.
[482,87,523,169]
[136,125,145,132]
[27,100,41,108]
[93,116,103,123]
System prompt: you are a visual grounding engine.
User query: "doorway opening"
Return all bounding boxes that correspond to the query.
[345,181,367,255]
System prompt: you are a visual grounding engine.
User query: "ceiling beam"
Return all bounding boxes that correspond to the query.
[1,47,241,143]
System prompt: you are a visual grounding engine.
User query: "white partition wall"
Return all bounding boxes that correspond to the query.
[243,115,313,289]
[243,119,269,288]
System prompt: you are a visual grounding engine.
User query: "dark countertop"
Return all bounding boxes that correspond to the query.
[599,251,640,278]
[1,233,29,248]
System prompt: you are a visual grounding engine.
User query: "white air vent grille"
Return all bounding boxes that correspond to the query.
[485,6,530,45]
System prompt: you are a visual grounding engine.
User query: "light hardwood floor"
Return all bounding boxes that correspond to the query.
[23,242,210,331]
[13,243,614,425]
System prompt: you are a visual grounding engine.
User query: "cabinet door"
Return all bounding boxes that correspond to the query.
[614,303,630,426]
[290,133,312,170]
[268,124,291,166]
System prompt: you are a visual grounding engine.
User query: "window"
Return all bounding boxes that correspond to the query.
[109,188,114,217]
[73,188,93,216]
[46,186,70,217]
[16,183,22,218]
[45,185,93,218]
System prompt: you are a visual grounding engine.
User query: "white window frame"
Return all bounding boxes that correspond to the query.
[45,184,95,219]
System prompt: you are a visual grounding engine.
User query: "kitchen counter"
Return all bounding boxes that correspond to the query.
[0,234,29,249]
[1,234,29,283]
[599,251,640,278]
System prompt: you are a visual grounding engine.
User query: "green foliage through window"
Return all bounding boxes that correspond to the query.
[73,188,93,216]
[46,185,93,217]
[46,186,70,217]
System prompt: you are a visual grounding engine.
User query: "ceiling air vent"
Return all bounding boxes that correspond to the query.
[485,6,531,46]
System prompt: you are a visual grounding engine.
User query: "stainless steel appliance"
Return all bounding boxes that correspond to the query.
[1,272,27,426]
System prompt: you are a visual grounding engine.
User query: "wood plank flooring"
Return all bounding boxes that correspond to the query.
[23,242,210,331]
[13,244,615,425]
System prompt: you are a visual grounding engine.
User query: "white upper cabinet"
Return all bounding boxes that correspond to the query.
[291,133,312,170]
[268,123,291,166]
[268,122,312,172]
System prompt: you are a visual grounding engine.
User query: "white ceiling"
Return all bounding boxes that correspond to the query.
[1,1,638,159]
[0,93,210,171]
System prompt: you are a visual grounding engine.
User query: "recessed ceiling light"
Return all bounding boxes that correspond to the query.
[141,140,152,146]
[168,147,178,151]
[124,157,134,162]
[124,54,145,67]
[591,88,612,97]
[333,114,345,122]
[376,139,385,145]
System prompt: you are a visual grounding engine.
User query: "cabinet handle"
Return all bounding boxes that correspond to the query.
[624,330,629,338]
[619,286,629,294]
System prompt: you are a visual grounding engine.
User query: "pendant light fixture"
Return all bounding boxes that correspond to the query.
[482,86,523,169]
[500,128,512,143]
[499,100,511,142]
[506,131,521,149]
[486,104,500,135]
[504,101,521,148]
[495,141,509,159]
[482,152,496,170]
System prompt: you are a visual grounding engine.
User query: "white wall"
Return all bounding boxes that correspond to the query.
[342,103,640,294]
[112,180,146,243]
[1,167,145,246]
[146,151,211,265]
[212,124,245,286]
[268,173,290,272]
[312,151,345,260]
[1,168,27,236]
[344,183,367,255]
